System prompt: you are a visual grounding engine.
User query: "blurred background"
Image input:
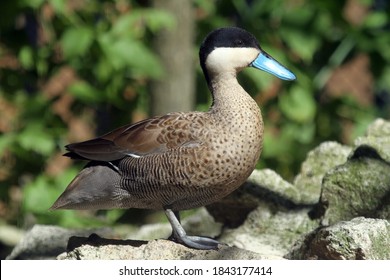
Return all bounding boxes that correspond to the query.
[0,0,389,257]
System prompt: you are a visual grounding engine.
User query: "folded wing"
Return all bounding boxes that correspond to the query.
[64,113,200,162]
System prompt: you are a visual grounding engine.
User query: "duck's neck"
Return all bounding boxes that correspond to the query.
[208,72,259,115]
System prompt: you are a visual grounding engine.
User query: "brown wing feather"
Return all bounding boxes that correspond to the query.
[65,112,203,162]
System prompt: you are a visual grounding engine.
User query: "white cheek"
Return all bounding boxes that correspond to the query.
[205,47,260,74]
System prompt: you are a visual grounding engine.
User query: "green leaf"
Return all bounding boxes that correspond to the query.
[378,66,390,90]
[111,14,141,38]
[18,46,34,69]
[280,29,320,63]
[283,5,315,26]
[262,130,292,158]
[110,9,175,39]
[20,0,45,8]
[23,175,58,212]
[94,57,114,83]
[99,35,162,77]
[284,122,316,144]
[124,41,163,77]
[61,27,94,59]
[194,0,217,14]
[363,12,388,29]
[279,86,316,123]
[48,0,67,14]
[0,133,16,154]
[68,81,103,103]
[17,123,55,155]
[141,9,176,32]
[98,34,121,68]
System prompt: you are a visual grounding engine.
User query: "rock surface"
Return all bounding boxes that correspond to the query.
[288,217,390,260]
[293,141,352,205]
[58,238,277,260]
[219,206,318,257]
[354,118,390,162]
[314,118,390,225]
[6,225,115,260]
[206,169,303,228]
[318,145,390,225]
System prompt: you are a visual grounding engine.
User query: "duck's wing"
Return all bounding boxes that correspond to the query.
[64,113,201,162]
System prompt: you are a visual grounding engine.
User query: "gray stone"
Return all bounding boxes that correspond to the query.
[6,225,115,260]
[354,118,390,162]
[207,169,320,258]
[293,141,352,205]
[246,169,302,205]
[317,145,390,226]
[58,239,277,260]
[288,217,390,260]
[314,120,390,224]
[205,184,261,228]
[207,169,304,227]
[219,204,318,257]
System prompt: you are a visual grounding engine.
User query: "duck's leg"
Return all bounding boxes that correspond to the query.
[165,208,220,250]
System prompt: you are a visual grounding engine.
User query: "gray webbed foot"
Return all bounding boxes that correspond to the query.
[165,209,220,250]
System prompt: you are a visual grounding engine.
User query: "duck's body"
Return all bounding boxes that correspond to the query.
[55,81,262,212]
[51,27,295,249]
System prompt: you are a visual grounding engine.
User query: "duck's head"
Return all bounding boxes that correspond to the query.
[200,27,296,87]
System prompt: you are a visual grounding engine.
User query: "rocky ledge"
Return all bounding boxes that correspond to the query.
[5,119,390,260]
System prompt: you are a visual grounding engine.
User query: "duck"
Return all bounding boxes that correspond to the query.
[50,27,296,250]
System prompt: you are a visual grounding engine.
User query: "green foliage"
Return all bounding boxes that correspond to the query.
[60,27,94,59]
[0,0,174,228]
[279,85,316,123]
[18,122,56,156]
[0,0,389,230]
[68,81,104,103]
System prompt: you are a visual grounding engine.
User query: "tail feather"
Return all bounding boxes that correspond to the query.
[50,161,122,210]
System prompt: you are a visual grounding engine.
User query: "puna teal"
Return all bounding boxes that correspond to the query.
[51,27,296,250]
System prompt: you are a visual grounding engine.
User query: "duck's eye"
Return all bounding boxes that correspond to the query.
[234,39,244,46]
